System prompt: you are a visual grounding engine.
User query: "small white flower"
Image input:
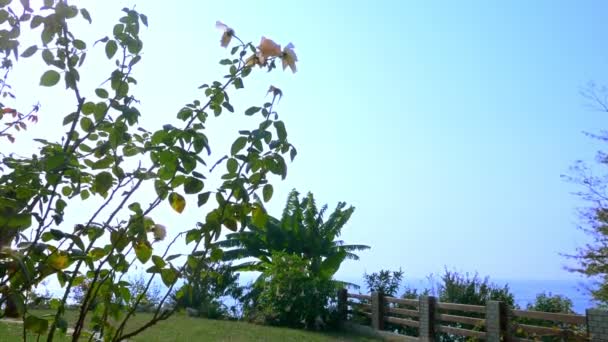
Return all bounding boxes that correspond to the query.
[152,224,166,241]
[281,43,298,73]
[216,20,234,48]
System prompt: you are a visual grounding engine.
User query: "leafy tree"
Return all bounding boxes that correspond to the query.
[217,189,369,283]
[125,274,162,313]
[565,84,608,305]
[218,190,369,329]
[174,255,243,319]
[363,268,404,297]
[0,1,298,341]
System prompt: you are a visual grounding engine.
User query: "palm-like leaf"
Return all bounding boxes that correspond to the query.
[214,189,369,283]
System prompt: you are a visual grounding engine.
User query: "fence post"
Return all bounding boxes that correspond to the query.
[486,300,509,341]
[371,291,384,330]
[337,288,348,322]
[419,295,436,342]
[587,309,608,341]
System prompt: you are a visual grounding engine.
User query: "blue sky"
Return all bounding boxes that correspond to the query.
[10,0,608,290]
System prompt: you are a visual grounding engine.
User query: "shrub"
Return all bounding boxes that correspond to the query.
[174,259,243,319]
[251,252,337,329]
[363,269,404,297]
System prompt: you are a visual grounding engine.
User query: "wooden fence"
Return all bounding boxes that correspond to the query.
[336,290,604,341]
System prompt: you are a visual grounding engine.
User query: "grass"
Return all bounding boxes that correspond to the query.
[0,310,380,341]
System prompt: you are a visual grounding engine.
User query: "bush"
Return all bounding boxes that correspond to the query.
[126,274,162,313]
[515,292,584,341]
[433,269,517,342]
[250,252,337,329]
[363,269,404,297]
[174,259,243,319]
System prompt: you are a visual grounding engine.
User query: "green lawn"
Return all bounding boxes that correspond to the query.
[0,310,379,341]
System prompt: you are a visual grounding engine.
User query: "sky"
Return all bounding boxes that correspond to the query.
[7,0,608,295]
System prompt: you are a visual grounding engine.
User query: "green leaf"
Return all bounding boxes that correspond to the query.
[252,205,267,228]
[61,186,72,197]
[210,248,223,262]
[160,268,178,286]
[168,192,186,213]
[245,106,261,116]
[274,121,287,141]
[95,88,109,98]
[185,229,201,244]
[79,117,93,132]
[40,70,60,86]
[222,102,234,112]
[134,241,152,263]
[24,315,49,335]
[41,28,53,46]
[183,177,204,194]
[48,252,69,270]
[20,45,37,58]
[80,8,92,23]
[41,49,53,65]
[226,158,238,174]
[166,254,181,261]
[262,184,273,202]
[113,23,124,36]
[94,102,107,122]
[119,286,131,304]
[93,171,114,196]
[231,136,247,155]
[152,255,166,269]
[50,229,65,240]
[73,39,86,50]
[30,15,43,28]
[63,112,77,125]
[223,218,237,231]
[197,192,211,207]
[234,77,243,89]
[82,101,96,115]
[105,40,117,59]
[140,13,148,26]
[319,250,347,279]
[290,146,297,161]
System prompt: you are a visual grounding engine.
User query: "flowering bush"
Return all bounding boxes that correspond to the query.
[0,1,297,340]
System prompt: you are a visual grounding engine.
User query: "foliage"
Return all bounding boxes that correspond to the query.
[250,252,338,329]
[174,256,243,319]
[26,281,53,309]
[565,84,608,305]
[514,292,584,341]
[526,292,574,313]
[436,269,516,307]
[125,274,162,313]
[217,189,369,283]
[363,269,404,297]
[430,270,516,342]
[217,190,368,329]
[0,1,298,341]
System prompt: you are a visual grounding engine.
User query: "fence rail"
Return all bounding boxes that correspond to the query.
[338,289,599,341]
